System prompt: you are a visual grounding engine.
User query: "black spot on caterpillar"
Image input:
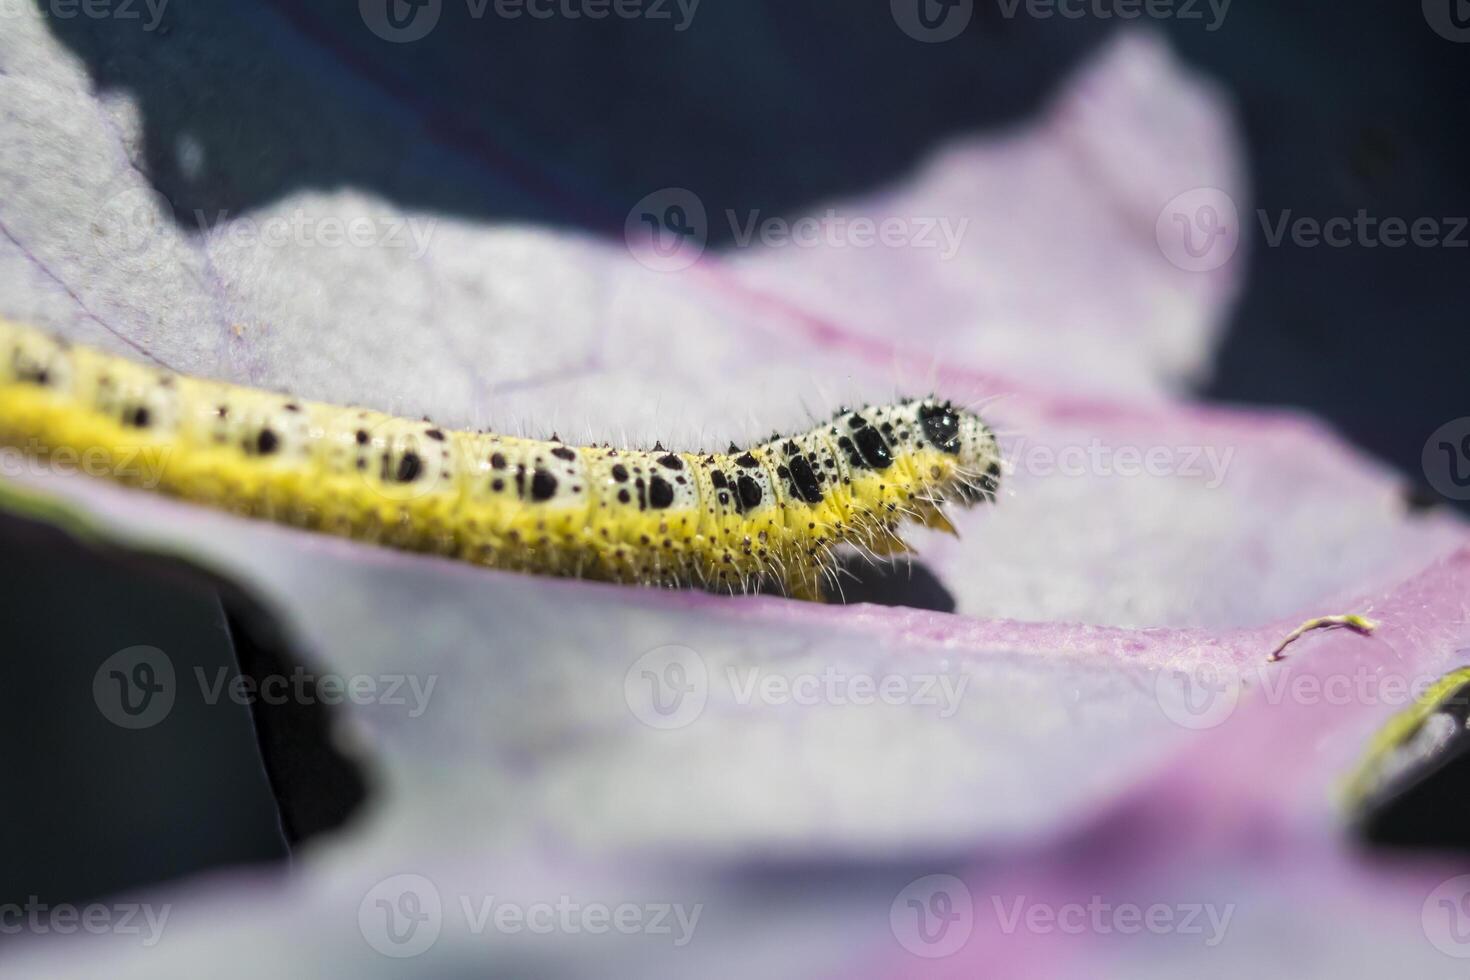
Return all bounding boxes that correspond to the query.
[0,318,1002,600]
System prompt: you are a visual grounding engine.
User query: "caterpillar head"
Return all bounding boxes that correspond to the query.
[912,398,1002,504]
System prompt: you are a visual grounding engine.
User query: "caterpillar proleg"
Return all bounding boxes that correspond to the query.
[0,318,1002,600]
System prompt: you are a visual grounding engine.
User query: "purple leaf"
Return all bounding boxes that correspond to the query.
[2,15,1467,977]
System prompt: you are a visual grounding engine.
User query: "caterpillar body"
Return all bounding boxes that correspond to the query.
[0,318,1001,600]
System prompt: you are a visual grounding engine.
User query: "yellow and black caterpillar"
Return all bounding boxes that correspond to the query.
[0,318,1001,600]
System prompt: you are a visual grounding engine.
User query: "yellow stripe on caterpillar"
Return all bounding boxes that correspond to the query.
[0,317,1002,600]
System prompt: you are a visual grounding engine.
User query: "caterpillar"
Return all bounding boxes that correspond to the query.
[1344,667,1470,813]
[0,317,1001,600]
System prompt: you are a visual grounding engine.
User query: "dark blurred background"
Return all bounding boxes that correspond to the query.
[3,0,1467,931]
